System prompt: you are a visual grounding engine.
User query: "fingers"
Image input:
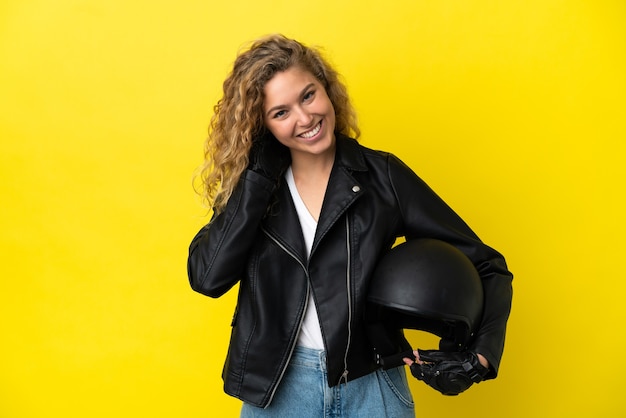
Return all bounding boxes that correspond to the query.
[476,353,490,369]
[402,350,421,366]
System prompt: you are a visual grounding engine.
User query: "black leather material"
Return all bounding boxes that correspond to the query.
[248,132,291,182]
[409,349,490,396]
[188,135,513,407]
[367,239,485,362]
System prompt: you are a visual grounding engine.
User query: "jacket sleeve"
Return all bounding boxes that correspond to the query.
[386,153,513,379]
[187,169,276,298]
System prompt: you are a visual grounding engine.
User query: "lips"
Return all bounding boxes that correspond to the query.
[298,121,322,139]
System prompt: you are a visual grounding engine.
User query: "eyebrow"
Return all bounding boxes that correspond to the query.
[265,82,316,117]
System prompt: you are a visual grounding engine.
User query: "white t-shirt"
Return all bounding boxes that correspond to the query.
[285,167,325,350]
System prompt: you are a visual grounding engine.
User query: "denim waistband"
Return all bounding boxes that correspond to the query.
[289,346,326,370]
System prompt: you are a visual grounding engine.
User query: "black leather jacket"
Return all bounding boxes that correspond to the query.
[188,135,513,408]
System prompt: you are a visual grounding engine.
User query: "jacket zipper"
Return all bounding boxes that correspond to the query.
[261,226,310,407]
[261,216,354,392]
[340,215,352,385]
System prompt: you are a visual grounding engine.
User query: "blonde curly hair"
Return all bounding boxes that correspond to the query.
[195,34,360,214]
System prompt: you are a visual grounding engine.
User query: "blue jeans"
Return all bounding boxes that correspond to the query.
[240,346,415,418]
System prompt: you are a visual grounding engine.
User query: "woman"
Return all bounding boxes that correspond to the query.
[188,34,513,417]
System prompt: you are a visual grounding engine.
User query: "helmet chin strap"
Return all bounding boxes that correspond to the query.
[368,328,463,369]
[366,304,471,370]
[439,338,460,352]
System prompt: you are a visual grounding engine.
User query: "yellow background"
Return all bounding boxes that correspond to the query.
[1,0,624,417]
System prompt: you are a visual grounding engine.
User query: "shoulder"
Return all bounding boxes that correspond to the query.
[337,134,415,174]
[335,135,424,194]
[335,134,404,170]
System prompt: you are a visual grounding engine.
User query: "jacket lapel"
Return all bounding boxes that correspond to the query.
[312,136,367,254]
[262,181,308,263]
[262,135,368,263]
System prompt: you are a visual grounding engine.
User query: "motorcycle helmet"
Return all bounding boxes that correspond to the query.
[366,239,484,368]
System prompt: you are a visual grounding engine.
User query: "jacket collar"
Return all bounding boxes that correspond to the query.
[311,134,366,253]
[334,133,368,173]
[262,134,367,263]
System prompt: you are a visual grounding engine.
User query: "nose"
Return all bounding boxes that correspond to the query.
[294,105,314,127]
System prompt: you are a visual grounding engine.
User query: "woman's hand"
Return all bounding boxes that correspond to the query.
[402,349,490,396]
[402,350,489,369]
[248,134,291,181]
[476,353,489,369]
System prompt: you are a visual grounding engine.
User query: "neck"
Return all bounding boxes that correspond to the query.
[289,147,335,222]
[290,148,335,182]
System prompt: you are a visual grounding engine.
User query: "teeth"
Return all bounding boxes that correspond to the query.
[300,122,321,139]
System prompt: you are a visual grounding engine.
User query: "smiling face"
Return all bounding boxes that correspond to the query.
[263,66,336,164]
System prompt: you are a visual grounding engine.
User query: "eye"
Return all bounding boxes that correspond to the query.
[272,109,287,119]
[303,90,315,102]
